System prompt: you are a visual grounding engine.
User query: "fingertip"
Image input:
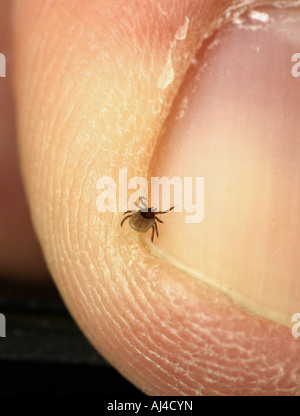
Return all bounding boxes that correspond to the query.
[12,0,300,395]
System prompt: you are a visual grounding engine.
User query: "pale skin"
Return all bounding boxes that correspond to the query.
[1,0,300,395]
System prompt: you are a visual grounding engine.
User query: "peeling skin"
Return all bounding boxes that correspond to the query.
[175,16,190,40]
[158,16,190,90]
[273,0,300,7]
[13,0,300,396]
[248,9,270,21]
[157,49,174,89]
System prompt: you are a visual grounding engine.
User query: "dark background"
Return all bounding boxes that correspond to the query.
[0,278,144,396]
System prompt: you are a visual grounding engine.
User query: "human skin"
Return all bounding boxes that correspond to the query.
[0,0,47,280]
[0,0,299,395]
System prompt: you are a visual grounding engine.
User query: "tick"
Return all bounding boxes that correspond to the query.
[121,197,174,242]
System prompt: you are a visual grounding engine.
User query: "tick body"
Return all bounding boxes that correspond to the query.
[121,197,174,242]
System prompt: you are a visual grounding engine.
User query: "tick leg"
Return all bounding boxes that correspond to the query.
[155,221,159,238]
[151,225,155,242]
[123,210,132,215]
[134,202,143,210]
[156,217,164,223]
[156,206,175,214]
[139,196,149,209]
[135,197,149,212]
[121,214,132,227]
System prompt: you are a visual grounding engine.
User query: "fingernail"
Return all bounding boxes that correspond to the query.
[149,5,300,327]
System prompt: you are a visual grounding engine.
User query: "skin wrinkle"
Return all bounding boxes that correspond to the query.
[13,0,300,396]
[89,287,191,395]
[90,245,210,392]
[108,256,298,394]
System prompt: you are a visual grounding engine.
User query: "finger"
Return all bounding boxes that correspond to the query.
[13,0,300,396]
[0,0,47,280]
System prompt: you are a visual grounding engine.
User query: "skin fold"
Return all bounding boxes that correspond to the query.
[0,0,298,395]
